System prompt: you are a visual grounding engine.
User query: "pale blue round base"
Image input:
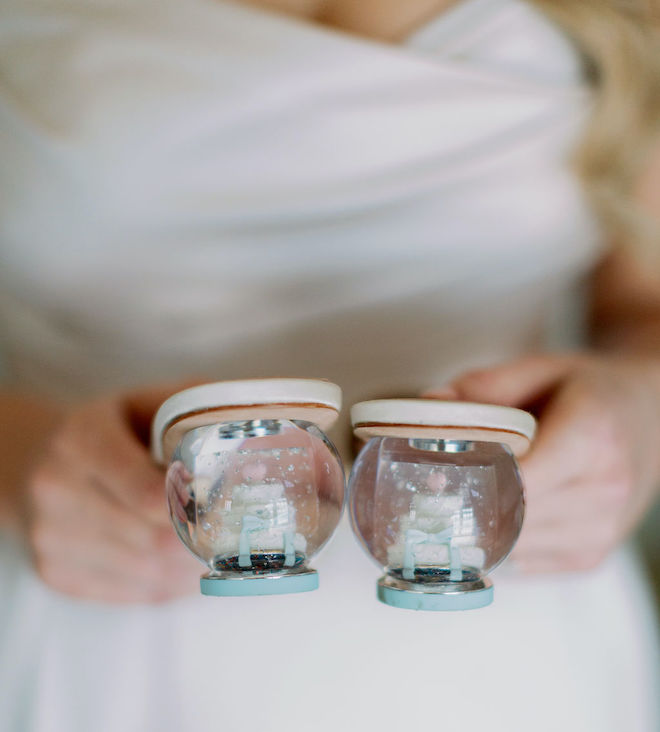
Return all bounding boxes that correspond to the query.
[377,577,493,611]
[200,569,318,597]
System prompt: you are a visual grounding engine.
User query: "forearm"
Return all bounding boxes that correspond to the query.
[590,305,660,356]
[590,306,660,355]
[586,254,660,511]
[588,245,660,355]
[0,391,62,530]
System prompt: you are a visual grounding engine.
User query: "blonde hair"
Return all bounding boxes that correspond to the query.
[527,0,660,255]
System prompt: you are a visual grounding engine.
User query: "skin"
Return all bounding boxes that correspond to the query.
[1,2,659,601]
[242,0,460,42]
[425,354,660,573]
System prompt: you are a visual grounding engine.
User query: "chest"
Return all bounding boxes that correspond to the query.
[240,0,458,41]
[0,0,598,310]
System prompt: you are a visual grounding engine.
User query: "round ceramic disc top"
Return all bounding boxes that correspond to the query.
[351,399,536,457]
[152,378,342,464]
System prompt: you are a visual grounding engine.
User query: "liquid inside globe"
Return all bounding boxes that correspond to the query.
[349,437,524,588]
[166,419,345,578]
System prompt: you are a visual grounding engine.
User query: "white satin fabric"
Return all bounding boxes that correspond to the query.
[0,0,599,426]
[0,0,658,729]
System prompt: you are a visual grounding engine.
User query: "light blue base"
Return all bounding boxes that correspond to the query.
[377,578,493,611]
[200,569,319,597]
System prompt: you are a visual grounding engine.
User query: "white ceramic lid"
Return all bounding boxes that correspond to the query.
[351,399,536,457]
[152,378,342,464]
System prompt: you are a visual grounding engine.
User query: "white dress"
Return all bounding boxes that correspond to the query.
[0,0,658,729]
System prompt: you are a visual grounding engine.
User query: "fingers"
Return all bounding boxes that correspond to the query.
[422,354,649,576]
[51,400,168,526]
[35,544,199,604]
[37,569,196,605]
[425,354,590,408]
[511,379,636,573]
[121,377,207,446]
[519,369,637,493]
[32,460,171,554]
[24,385,205,604]
[28,467,199,603]
[420,385,459,400]
[514,483,623,554]
[518,393,590,489]
[30,519,199,604]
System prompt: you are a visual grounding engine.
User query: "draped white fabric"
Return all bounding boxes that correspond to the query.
[0,0,599,423]
[0,0,658,729]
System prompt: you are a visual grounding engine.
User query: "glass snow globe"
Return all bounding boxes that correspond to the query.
[152,379,345,596]
[349,400,536,611]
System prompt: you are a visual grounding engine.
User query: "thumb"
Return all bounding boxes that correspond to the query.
[120,377,208,449]
[424,354,589,409]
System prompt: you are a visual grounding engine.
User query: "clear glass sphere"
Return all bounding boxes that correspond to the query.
[166,419,344,576]
[349,437,524,586]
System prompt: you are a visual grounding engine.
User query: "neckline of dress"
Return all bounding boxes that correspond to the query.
[210,0,583,94]
[218,0,504,53]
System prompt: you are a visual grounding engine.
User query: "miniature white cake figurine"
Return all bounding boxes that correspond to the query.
[386,472,483,582]
[218,463,307,569]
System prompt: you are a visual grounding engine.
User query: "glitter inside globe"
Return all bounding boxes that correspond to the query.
[349,437,525,610]
[166,418,344,596]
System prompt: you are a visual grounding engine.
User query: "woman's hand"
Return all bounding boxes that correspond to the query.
[425,354,660,573]
[19,384,200,603]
